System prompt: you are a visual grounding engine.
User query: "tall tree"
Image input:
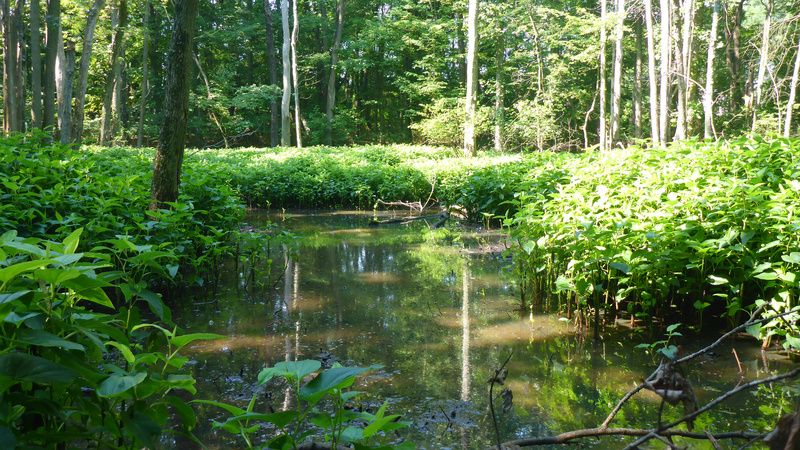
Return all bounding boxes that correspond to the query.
[43,0,59,131]
[2,0,20,133]
[100,0,128,145]
[494,35,504,151]
[71,0,104,144]
[264,0,278,146]
[599,0,607,150]
[674,0,693,140]
[644,0,660,143]
[751,0,772,131]
[291,0,301,147]
[324,0,345,145]
[609,0,624,145]
[703,0,719,139]
[57,41,74,143]
[633,20,643,139]
[658,0,670,144]
[30,0,42,129]
[463,0,478,156]
[784,35,800,137]
[280,0,290,146]
[136,0,150,147]
[12,0,23,130]
[150,0,199,207]
[724,0,744,111]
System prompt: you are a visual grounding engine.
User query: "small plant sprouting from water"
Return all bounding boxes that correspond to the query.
[636,323,683,360]
[196,359,412,449]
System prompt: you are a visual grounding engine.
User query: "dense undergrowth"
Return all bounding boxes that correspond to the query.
[508,137,800,349]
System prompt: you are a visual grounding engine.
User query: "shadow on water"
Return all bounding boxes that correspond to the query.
[172,210,795,449]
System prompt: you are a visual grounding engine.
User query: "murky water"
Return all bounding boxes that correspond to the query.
[173,211,795,449]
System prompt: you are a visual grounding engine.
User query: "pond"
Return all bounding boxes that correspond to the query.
[172,211,796,449]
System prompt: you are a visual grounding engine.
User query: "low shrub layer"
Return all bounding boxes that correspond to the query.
[508,137,800,348]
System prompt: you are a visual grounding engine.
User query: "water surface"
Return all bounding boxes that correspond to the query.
[173,211,795,449]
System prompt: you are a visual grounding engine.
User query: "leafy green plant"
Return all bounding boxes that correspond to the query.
[197,359,411,449]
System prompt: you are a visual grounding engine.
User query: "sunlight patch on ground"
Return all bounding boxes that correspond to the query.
[473,316,573,347]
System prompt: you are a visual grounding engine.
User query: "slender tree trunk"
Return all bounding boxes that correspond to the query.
[724,0,743,111]
[494,38,504,152]
[784,35,800,137]
[703,0,719,139]
[57,41,74,143]
[291,0,302,147]
[598,0,607,150]
[71,0,103,144]
[644,0,659,144]
[43,0,58,131]
[609,0,624,145]
[12,0,23,130]
[280,0,290,146]
[264,0,278,147]
[658,0,670,144]
[2,0,19,133]
[673,0,686,140]
[456,13,466,84]
[150,0,199,208]
[463,0,478,157]
[100,0,128,145]
[751,0,772,131]
[633,20,643,139]
[30,0,42,129]
[324,0,344,145]
[136,0,150,146]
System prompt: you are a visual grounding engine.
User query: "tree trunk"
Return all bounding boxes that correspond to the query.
[702,0,718,139]
[462,0,478,157]
[751,0,772,131]
[658,0,670,144]
[724,0,743,111]
[324,0,344,145]
[136,0,150,147]
[12,0,23,131]
[150,0,198,208]
[644,0,659,144]
[280,0,290,146]
[57,41,74,144]
[100,0,128,145]
[2,0,19,133]
[609,0,624,145]
[30,0,42,128]
[71,0,103,144]
[43,0,59,131]
[633,20,642,139]
[673,0,693,140]
[264,0,278,147]
[598,0,607,150]
[494,38,504,152]
[291,0,302,147]
[784,36,800,137]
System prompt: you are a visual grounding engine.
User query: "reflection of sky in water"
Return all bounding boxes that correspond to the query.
[173,211,796,449]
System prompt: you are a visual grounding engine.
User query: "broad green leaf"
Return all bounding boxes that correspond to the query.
[191,399,246,416]
[259,359,320,385]
[170,333,223,352]
[97,371,147,397]
[18,329,85,352]
[754,272,779,281]
[299,366,372,402]
[105,341,135,365]
[0,259,54,284]
[62,228,83,254]
[609,262,630,274]
[707,275,728,285]
[0,352,76,384]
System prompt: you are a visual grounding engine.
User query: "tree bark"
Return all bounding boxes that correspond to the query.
[100,0,128,145]
[57,41,74,144]
[280,0,291,146]
[599,0,607,150]
[43,0,59,131]
[633,20,642,139]
[136,0,150,147]
[751,0,772,131]
[150,0,198,208]
[784,35,800,137]
[12,0,23,131]
[30,0,42,129]
[462,0,478,156]
[644,0,659,144]
[702,0,719,139]
[291,0,302,147]
[658,0,670,144]
[324,0,344,145]
[71,0,104,144]
[2,0,19,133]
[609,0,624,145]
[264,0,278,147]
[723,0,743,111]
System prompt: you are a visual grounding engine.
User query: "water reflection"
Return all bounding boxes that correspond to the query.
[174,211,795,449]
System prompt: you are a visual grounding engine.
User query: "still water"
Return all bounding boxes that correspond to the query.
[173,211,795,449]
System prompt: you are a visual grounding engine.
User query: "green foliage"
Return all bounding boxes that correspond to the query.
[200,360,411,449]
[509,137,800,347]
[0,228,219,448]
[410,97,493,147]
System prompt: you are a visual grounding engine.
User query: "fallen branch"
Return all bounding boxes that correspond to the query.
[368,212,449,227]
[499,428,763,447]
